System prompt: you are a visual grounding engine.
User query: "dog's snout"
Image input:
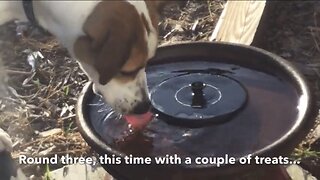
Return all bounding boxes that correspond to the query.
[133,101,151,114]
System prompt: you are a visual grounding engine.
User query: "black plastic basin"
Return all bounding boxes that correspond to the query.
[76,42,317,180]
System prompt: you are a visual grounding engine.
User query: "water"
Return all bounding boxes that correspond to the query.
[87,61,299,160]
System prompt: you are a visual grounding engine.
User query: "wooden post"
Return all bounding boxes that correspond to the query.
[210,0,266,45]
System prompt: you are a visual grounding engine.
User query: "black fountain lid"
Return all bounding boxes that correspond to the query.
[150,73,247,127]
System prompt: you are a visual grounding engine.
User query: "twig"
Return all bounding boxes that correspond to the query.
[5,69,32,75]
[60,114,76,121]
[308,27,320,31]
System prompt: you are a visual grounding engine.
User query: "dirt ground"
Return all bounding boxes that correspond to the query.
[0,1,319,179]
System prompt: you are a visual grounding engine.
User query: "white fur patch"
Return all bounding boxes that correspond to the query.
[95,69,148,113]
[0,128,13,152]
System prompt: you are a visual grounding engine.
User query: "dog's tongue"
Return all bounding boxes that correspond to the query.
[124,112,153,130]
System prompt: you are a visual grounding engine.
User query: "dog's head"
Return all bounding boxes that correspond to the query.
[74,1,164,114]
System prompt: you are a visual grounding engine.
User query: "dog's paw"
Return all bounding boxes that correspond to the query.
[0,128,12,152]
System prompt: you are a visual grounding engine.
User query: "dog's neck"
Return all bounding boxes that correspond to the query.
[0,1,28,25]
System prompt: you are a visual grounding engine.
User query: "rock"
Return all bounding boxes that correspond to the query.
[286,164,317,180]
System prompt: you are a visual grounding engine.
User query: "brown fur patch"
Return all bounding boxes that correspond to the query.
[74,1,151,85]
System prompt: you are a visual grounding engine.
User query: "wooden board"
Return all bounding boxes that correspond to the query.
[210,0,266,45]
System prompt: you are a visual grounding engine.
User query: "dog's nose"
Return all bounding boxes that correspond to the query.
[133,101,151,114]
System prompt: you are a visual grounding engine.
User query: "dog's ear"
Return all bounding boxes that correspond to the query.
[74,1,140,85]
[75,34,133,85]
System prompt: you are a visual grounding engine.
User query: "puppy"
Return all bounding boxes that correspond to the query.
[1,0,167,113]
[0,1,169,179]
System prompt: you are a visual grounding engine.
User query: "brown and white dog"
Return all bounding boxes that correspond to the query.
[0,1,169,179]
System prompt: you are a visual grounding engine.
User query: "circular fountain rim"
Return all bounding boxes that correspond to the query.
[76,41,317,169]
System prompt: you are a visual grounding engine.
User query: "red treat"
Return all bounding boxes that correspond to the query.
[124,112,153,130]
